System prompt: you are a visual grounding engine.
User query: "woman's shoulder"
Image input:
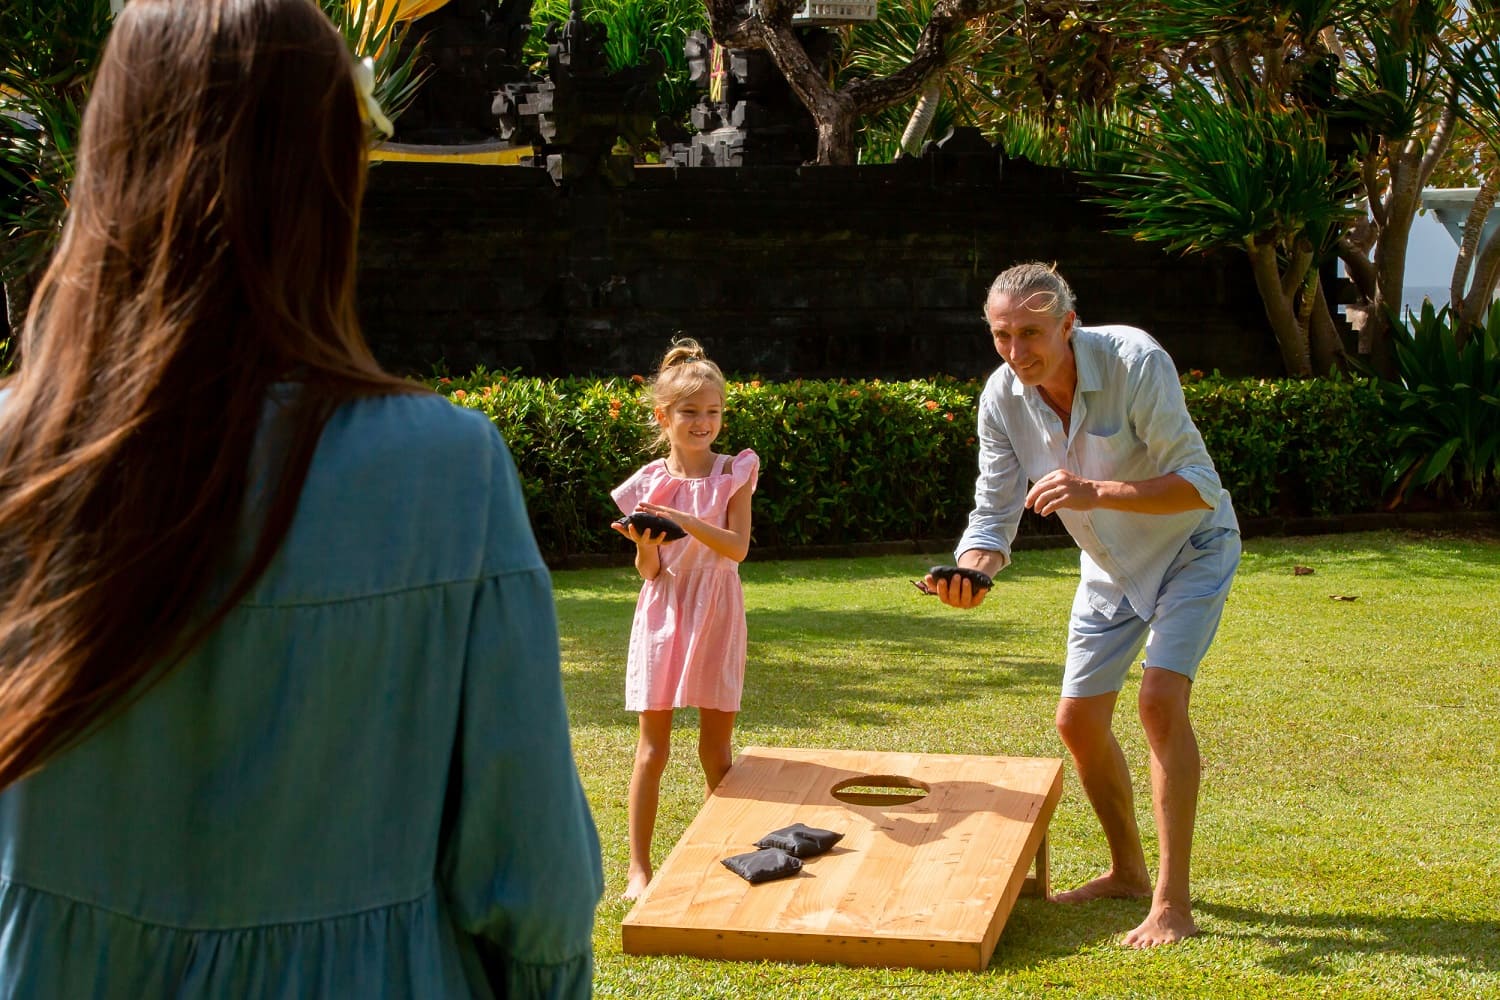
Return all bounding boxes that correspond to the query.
[328,391,499,457]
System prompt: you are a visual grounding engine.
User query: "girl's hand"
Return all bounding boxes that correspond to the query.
[611,519,669,547]
[637,501,701,534]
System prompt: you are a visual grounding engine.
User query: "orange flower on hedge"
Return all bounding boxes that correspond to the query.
[924,400,938,410]
[438,377,451,384]
[945,412,955,421]
[631,374,645,383]
[453,390,467,401]
[750,380,761,388]
[849,389,860,397]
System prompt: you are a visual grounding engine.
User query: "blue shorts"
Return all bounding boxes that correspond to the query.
[1062,526,1241,699]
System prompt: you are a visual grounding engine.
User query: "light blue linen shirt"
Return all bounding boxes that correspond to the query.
[0,391,602,998]
[956,325,1239,620]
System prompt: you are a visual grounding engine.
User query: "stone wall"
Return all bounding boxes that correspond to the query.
[357,150,1281,379]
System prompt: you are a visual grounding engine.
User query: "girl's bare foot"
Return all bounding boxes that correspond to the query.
[1122,902,1199,947]
[1052,871,1151,904]
[621,869,652,903]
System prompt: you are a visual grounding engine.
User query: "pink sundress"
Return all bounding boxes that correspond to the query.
[611,449,760,712]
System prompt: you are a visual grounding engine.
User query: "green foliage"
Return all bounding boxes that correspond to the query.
[526,0,705,132]
[431,369,1395,558]
[0,0,111,290]
[321,0,426,130]
[999,104,1141,174]
[1184,371,1388,518]
[837,1,1009,164]
[1090,76,1359,257]
[1335,0,1454,141]
[0,0,424,345]
[1376,301,1500,506]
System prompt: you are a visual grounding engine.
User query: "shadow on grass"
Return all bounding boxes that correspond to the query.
[557,596,1060,730]
[985,897,1148,969]
[1197,900,1499,976]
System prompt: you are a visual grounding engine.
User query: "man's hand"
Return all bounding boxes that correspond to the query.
[926,550,1006,609]
[1025,469,1101,516]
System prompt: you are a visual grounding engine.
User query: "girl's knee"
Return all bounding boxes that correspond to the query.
[635,729,672,774]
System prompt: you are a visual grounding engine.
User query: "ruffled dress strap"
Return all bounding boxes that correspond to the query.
[728,448,760,495]
[611,459,667,515]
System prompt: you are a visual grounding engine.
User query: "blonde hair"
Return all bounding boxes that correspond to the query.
[984,261,1077,320]
[645,337,726,452]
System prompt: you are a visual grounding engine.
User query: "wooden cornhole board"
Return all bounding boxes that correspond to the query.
[622,746,1064,971]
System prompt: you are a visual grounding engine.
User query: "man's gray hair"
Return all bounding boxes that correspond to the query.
[984,262,1077,320]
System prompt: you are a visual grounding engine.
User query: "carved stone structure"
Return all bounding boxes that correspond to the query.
[664,29,833,167]
[392,0,536,144]
[491,0,663,183]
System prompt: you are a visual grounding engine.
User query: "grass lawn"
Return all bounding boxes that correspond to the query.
[554,530,1500,999]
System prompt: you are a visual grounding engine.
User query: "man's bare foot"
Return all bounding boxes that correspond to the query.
[621,869,652,903]
[1121,902,1198,947]
[1052,871,1151,904]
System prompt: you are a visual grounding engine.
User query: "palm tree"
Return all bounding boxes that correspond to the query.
[703,0,1014,166]
[0,0,423,353]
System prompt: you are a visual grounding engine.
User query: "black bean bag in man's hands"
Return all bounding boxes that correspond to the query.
[754,823,844,859]
[615,512,687,541]
[913,565,993,595]
[721,848,802,884]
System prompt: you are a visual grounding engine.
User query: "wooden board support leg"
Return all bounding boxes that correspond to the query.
[1021,832,1049,898]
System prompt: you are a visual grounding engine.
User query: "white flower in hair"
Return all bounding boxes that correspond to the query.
[353,57,394,139]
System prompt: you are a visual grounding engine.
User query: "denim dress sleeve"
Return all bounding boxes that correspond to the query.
[438,430,603,998]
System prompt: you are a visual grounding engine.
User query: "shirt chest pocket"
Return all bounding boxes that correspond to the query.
[1076,417,1138,475]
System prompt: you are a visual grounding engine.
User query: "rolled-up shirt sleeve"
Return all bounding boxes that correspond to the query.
[1128,350,1223,510]
[955,380,1027,569]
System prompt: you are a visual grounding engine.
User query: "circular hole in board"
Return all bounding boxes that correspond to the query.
[830,774,932,807]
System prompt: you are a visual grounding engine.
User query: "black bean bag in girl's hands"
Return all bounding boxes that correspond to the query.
[614,512,687,542]
[912,565,993,596]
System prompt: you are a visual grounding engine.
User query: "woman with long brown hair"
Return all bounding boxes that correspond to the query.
[0,0,601,994]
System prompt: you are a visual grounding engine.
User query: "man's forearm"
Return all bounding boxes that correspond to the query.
[957,548,1009,578]
[1093,472,1211,515]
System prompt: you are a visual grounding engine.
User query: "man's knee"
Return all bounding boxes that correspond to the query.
[1137,668,1192,739]
[1055,695,1115,751]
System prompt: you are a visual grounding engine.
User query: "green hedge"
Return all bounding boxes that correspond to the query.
[431,370,1392,559]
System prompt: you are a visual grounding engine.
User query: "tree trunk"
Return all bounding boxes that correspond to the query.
[1458,225,1500,342]
[1246,240,1313,376]
[1452,173,1500,346]
[1449,173,1497,323]
[707,0,1008,165]
[1,273,29,373]
[1309,275,1347,375]
[816,108,860,166]
[900,76,943,158]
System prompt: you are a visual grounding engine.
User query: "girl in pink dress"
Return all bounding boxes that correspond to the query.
[610,339,759,902]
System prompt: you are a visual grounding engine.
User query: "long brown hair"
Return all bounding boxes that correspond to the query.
[0,0,417,789]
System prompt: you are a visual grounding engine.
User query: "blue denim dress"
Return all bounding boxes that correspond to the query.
[0,392,602,998]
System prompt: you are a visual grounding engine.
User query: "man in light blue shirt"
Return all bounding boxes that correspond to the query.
[929,262,1240,948]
